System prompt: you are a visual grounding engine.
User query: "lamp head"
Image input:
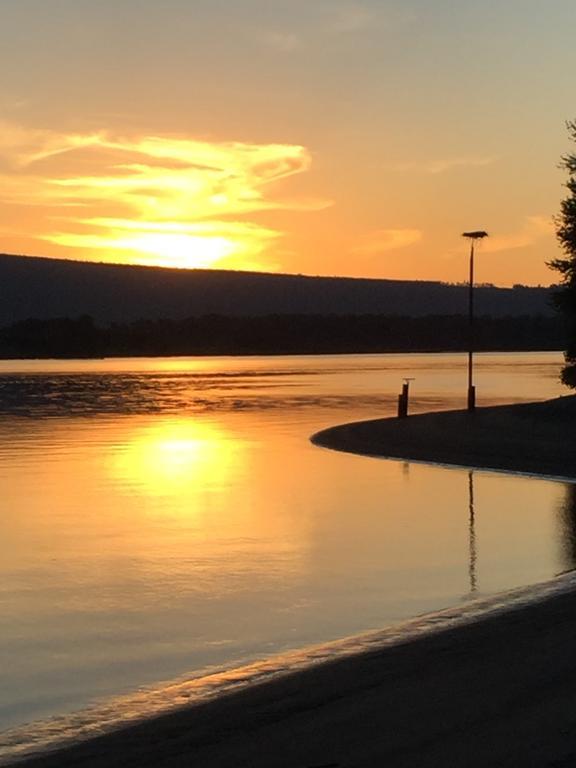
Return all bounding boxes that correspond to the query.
[462,231,489,240]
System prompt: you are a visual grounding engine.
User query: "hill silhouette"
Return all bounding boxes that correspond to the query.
[0,253,555,324]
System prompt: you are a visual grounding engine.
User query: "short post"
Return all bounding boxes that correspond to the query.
[397,378,414,418]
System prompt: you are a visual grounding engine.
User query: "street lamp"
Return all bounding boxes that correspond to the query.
[462,230,489,411]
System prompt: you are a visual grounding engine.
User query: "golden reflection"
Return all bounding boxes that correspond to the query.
[111,419,239,497]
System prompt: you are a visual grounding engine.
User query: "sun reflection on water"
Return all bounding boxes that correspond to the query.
[111,419,239,497]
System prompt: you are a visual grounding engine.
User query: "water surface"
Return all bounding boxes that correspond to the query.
[0,351,571,735]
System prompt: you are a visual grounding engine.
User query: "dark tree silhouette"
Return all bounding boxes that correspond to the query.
[0,313,564,358]
[550,120,576,387]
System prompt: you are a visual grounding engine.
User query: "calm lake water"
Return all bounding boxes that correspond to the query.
[0,351,571,735]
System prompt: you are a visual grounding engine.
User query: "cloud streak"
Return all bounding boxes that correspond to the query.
[256,3,416,56]
[259,30,301,52]
[394,155,497,175]
[481,216,554,254]
[330,4,374,33]
[352,228,422,256]
[0,121,330,269]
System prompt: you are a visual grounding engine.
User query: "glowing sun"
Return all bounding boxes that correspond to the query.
[108,233,240,269]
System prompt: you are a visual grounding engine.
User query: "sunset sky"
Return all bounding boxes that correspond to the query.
[0,0,574,285]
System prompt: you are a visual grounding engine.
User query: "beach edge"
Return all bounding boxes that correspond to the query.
[311,395,576,480]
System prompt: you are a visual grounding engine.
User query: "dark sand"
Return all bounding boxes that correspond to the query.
[11,397,576,768]
[312,395,576,479]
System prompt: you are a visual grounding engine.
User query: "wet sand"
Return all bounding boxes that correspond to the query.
[11,396,576,768]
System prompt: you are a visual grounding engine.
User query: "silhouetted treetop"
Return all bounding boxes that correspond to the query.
[550,120,576,387]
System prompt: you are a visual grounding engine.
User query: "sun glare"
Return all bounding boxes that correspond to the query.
[111,420,240,498]
[110,233,240,269]
[47,221,278,270]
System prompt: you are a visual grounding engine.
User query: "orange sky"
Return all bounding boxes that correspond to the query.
[1,0,575,286]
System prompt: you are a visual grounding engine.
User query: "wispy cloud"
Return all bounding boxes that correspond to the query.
[330,4,374,33]
[0,96,31,114]
[256,3,415,54]
[481,216,554,254]
[329,2,416,34]
[330,2,417,35]
[0,121,331,269]
[259,30,301,53]
[352,228,422,256]
[395,155,497,175]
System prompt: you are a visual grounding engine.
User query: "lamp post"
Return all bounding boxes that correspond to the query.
[462,230,488,411]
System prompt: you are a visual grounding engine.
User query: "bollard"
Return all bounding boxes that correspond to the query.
[397,378,413,418]
[397,393,406,418]
[397,383,409,418]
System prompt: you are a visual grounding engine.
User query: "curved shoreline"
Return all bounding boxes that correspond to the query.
[312,395,576,480]
[6,570,576,767]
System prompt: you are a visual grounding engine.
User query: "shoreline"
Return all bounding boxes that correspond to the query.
[6,571,576,767]
[5,570,576,767]
[6,395,576,767]
[312,395,576,480]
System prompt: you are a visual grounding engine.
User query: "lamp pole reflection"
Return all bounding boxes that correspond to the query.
[462,231,488,412]
[468,470,478,593]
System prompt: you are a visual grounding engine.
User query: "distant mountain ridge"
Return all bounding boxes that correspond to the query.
[0,253,556,323]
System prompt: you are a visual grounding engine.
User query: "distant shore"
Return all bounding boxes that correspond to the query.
[0,314,564,359]
[312,395,576,480]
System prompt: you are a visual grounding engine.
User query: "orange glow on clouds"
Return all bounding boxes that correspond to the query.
[0,121,330,270]
[0,120,559,284]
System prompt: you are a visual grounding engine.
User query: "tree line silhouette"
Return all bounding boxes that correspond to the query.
[0,314,565,358]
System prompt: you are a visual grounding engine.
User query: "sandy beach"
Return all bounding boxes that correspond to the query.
[312,395,576,479]
[10,395,576,768]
